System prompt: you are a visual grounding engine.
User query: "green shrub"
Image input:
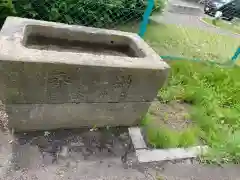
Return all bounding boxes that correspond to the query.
[155,0,167,13]
[0,0,15,27]
[12,0,165,28]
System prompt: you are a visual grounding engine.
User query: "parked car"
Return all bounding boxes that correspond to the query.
[204,0,240,21]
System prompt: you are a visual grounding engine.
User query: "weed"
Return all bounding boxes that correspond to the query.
[178,127,199,147]
[157,60,240,163]
[143,114,199,148]
[157,176,165,180]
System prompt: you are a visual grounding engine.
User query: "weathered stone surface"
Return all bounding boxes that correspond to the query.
[0,17,169,130]
[6,102,150,131]
[0,61,166,104]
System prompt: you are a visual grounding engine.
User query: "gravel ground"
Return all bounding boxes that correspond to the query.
[0,127,240,180]
[0,127,149,180]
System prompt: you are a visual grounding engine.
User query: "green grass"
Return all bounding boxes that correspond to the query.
[142,114,199,148]
[121,22,240,163]
[202,17,240,35]
[119,22,239,62]
[157,60,240,163]
[142,60,240,163]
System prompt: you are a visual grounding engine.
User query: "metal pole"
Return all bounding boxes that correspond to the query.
[231,47,240,62]
[138,0,154,37]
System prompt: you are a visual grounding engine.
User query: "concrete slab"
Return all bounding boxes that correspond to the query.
[128,127,147,149]
[0,17,169,130]
[128,127,207,163]
[136,146,208,163]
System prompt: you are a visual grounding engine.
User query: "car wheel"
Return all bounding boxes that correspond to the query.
[226,16,233,21]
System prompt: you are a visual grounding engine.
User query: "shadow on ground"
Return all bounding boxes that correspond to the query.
[11,127,131,169]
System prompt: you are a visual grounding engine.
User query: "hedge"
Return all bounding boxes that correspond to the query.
[1,0,165,28]
[0,0,15,26]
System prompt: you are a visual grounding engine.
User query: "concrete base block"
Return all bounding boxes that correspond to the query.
[7,103,149,131]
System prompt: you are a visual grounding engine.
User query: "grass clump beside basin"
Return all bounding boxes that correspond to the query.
[142,114,199,148]
[144,60,240,163]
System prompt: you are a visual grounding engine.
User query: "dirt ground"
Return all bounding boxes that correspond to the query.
[0,104,240,179]
[0,127,139,179]
[148,100,191,132]
[1,128,240,180]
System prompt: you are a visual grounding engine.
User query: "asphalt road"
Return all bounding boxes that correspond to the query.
[151,0,240,38]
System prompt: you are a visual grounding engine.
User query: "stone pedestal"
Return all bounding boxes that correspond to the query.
[0,17,169,131]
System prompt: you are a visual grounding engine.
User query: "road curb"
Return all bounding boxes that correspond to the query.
[200,17,240,36]
[167,4,203,16]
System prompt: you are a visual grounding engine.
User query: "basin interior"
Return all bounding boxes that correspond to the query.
[23,25,145,57]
